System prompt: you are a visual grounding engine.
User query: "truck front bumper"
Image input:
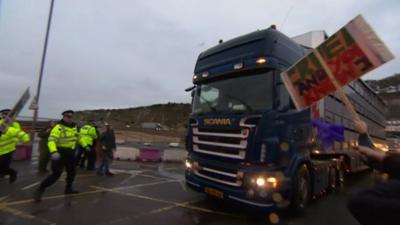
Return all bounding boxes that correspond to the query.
[185,171,285,210]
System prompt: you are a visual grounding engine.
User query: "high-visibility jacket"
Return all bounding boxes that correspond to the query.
[0,121,30,156]
[48,121,84,153]
[79,124,97,147]
[11,121,21,130]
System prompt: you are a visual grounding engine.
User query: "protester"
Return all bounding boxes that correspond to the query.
[348,120,400,225]
[38,121,55,174]
[97,122,116,176]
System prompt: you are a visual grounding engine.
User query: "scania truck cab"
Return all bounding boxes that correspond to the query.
[184,26,386,211]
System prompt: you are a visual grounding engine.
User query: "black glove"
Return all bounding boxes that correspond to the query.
[51,152,61,160]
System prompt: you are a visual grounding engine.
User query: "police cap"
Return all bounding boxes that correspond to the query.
[0,109,11,114]
[62,110,74,117]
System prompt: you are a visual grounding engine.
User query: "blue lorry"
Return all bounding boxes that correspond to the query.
[184,26,386,211]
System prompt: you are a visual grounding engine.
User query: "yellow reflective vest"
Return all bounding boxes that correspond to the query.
[48,122,85,153]
[0,120,30,156]
[11,121,21,130]
[79,124,97,147]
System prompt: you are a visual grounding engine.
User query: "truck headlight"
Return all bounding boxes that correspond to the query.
[256,177,266,187]
[266,177,278,188]
[185,160,192,169]
[255,176,278,188]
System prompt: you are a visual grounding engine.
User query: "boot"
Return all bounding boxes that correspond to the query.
[33,187,45,203]
[9,172,17,184]
[64,189,80,194]
[105,171,114,176]
[64,184,80,194]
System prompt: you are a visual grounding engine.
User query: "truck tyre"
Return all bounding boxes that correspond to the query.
[291,165,310,213]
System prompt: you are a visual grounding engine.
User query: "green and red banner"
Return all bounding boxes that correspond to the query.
[281,15,394,110]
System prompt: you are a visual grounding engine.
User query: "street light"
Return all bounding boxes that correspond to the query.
[32,0,55,143]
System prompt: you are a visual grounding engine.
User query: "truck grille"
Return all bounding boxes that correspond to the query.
[192,127,248,159]
[193,161,243,187]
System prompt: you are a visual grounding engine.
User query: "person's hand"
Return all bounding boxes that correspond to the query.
[354,120,368,134]
[51,152,61,160]
[354,145,385,162]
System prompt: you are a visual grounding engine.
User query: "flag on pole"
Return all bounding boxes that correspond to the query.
[312,119,345,148]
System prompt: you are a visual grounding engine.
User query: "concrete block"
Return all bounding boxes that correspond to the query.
[168,142,180,148]
[162,148,187,162]
[138,147,161,162]
[114,146,139,161]
[116,139,126,144]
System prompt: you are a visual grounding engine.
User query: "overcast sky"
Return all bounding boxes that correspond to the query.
[0,0,399,118]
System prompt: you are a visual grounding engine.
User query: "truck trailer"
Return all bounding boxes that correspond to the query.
[184,26,386,211]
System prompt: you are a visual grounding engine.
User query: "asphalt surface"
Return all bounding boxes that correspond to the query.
[0,154,378,225]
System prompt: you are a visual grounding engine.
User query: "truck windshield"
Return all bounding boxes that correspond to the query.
[192,71,274,114]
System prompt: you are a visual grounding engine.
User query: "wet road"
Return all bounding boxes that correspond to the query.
[0,158,375,225]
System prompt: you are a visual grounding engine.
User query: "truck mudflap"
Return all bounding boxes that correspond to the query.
[185,172,289,210]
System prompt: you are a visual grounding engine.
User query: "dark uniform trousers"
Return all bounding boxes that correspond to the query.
[40,148,76,190]
[38,139,50,173]
[348,179,400,225]
[87,144,96,170]
[0,152,16,177]
[75,145,87,168]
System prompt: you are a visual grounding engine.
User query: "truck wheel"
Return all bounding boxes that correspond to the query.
[291,165,310,213]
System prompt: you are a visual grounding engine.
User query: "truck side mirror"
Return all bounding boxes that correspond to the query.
[185,86,195,92]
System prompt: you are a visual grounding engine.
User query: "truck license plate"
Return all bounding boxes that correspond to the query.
[205,187,224,199]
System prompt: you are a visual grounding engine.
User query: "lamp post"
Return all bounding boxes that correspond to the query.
[32,0,55,143]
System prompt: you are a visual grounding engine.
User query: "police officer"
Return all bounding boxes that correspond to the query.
[0,117,30,183]
[34,110,87,202]
[78,121,98,170]
[0,109,21,129]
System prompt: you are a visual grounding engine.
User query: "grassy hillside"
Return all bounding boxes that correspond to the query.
[365,73,400,91]
[365,74,400,120]
[378,92,400,120]
[75,103,191,131]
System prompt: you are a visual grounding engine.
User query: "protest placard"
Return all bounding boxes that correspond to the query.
[282,15,394,110]
[0,88,30,133]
